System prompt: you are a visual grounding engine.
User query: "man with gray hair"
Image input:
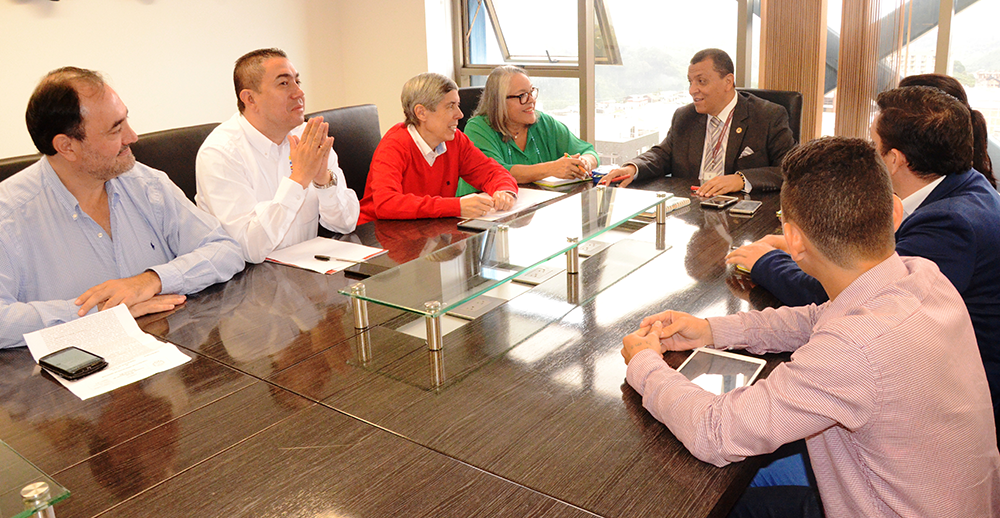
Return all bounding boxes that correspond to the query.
[0,67,244,348]
[196,48,360,264]
[358,72,517,225]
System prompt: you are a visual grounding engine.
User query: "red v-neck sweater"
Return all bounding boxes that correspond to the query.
[358,123,517,224]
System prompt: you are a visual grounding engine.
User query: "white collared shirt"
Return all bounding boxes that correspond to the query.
[407,124,448,166]
[195,113,360,264]
[700,92,739,183]
[900,175,945,221]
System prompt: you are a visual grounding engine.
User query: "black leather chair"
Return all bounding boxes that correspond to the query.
[306,104,381,200]
[0,153,41,184]
[738,88,803,143]
[130,122,220,202]
[457,86,484,132]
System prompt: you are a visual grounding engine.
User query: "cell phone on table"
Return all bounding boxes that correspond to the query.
[699,195,738,209]
[38,346,107,380]
[729,200,763,215]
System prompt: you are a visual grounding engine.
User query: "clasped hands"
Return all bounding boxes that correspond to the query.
[289,116,335,188]
[621,310,715,365]
[460,191,516,218]
[75,270,184,319]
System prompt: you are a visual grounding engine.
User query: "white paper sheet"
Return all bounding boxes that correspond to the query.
[473,188,564,221]
[24,304,191,400]
[265,237,387,274]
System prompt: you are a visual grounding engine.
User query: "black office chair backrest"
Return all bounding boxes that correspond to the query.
[306,104,381,200]
[130,122,220,202]
[0,153,42,184]
[458,86,485,132]
[738,88,803,144]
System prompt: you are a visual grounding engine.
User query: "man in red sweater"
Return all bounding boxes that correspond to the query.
[358,73,517,225]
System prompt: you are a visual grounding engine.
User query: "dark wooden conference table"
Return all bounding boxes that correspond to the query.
[0,176,791,518]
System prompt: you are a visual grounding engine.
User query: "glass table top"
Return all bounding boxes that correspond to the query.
[340,187,671,317]
[0,441,69,518]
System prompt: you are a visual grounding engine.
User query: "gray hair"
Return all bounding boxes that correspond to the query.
[401,72,457,127]
[474,65,527,142]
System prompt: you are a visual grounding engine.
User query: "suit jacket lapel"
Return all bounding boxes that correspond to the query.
[690,112,708,172]
[725,93,749,175]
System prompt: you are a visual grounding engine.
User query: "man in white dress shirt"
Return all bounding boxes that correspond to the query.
[196,48,360,264]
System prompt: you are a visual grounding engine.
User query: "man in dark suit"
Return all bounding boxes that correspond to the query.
[602,49,796,196]
[728,86,1000,441]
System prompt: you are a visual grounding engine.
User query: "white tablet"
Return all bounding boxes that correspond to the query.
[676,347,766,395]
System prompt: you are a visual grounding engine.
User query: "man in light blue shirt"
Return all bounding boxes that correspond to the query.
[0,67,244,348]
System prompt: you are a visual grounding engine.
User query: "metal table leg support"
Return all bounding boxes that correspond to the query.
[655,191,669,224]
[566,236,580,274]
[350,283,369,330]
[655,192,669,249]
[424,301,443,351]
[22,482,56,518]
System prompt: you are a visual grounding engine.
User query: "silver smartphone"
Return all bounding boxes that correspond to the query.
[729,200,763,215]
[700,195,739,209]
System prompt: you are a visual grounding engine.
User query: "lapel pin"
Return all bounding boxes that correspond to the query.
[736,127,743,134]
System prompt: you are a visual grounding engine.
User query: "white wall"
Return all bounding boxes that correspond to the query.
[0,0,453,158]
[332,0,430,132]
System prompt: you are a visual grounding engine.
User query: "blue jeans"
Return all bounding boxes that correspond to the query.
[728,441,824,518]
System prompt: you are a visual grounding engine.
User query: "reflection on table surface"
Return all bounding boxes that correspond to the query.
[0,177,789,517]
[341,187,673,316]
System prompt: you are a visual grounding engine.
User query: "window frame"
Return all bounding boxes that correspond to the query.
[464,0,622,67]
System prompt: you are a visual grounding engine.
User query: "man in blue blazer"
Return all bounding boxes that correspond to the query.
[729,86,1000,439]
[602,49,796,196]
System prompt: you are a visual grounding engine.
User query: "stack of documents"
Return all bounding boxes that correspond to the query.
[266,237,387,275]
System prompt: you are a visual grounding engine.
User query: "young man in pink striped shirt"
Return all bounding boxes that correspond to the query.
[622,137,999,517]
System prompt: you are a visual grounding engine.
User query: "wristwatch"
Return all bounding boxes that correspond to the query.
[313,169,338,189]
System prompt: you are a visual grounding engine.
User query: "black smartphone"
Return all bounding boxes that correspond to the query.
[699,195,739,209]
[729,200,763,215]
[38,346,107,380]
[343,262,391,279]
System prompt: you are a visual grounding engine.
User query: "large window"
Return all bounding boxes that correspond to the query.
[457,0,999,159]
[464,0,621,66]
[459,0,739,165]
[589,0,738,165]
[951,0,1000,148]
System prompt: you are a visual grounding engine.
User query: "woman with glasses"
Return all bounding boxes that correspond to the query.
[458,65,599,195]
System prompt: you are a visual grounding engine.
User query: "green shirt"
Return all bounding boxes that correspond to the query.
[457,111,599,196]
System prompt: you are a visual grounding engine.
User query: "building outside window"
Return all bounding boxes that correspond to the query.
[460,0,999,164]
